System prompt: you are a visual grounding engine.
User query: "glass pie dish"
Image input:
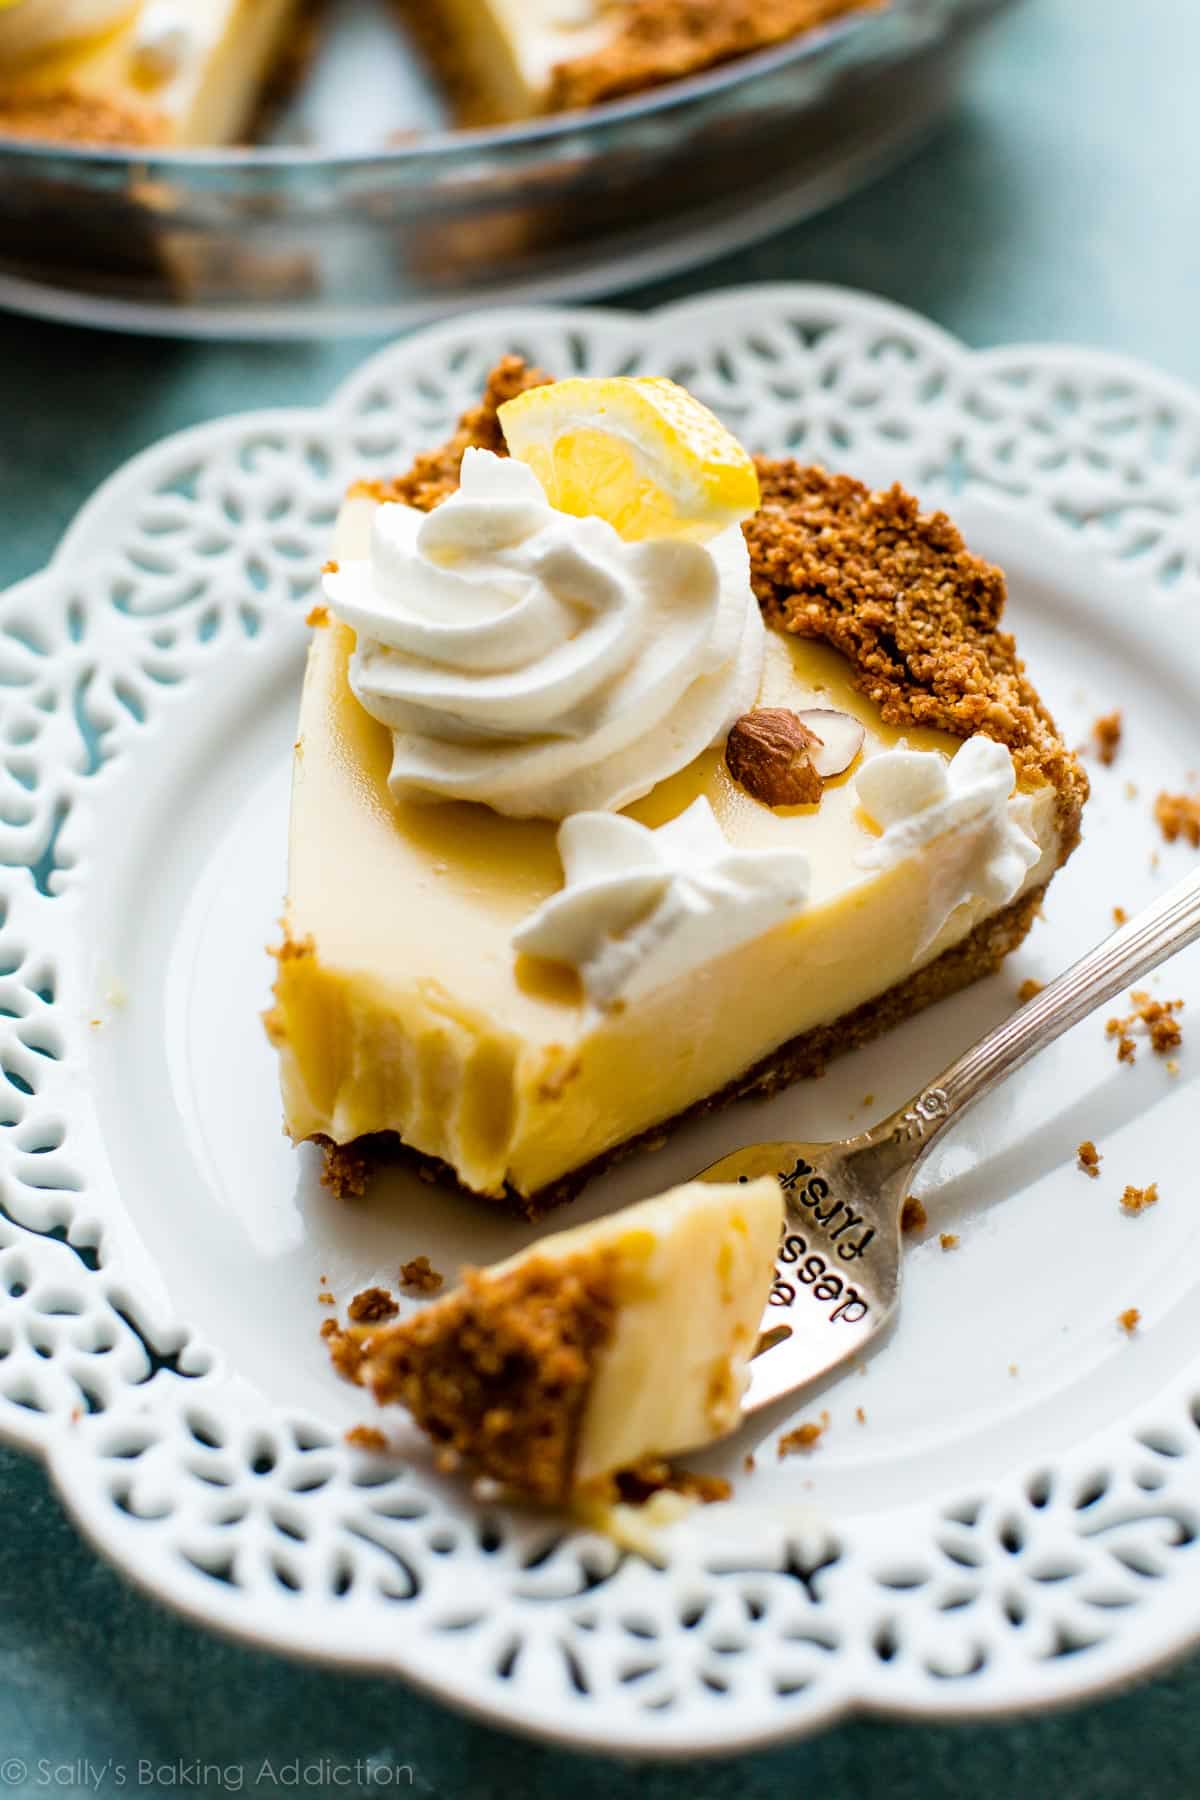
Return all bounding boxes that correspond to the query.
[0,0,1013,338]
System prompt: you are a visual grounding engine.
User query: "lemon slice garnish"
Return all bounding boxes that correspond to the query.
[498,376,760,543]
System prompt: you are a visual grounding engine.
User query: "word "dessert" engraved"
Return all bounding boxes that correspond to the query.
[771,1224,868,1324]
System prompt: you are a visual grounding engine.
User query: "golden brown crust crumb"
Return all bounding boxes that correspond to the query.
[746,461,1088,848]
[1154,791,1200,847]
[548,0,879,110]
[1120,1183,1159,1217]
[399,1255,444,1295]
[361,1252,617,1503]
[1106,992,1184,1063]
[1113,906,1128,926]
[1092,710,1122,766]
[348,1286,400,1324]
[855,1406,866,1424]
[317,1290,335,1306]
[0,90,166,146]
[345,1424,389,1452]
[318,1135,374,1199]
[778,1411,829,1456]
[320,1318,368,1384]
[939,1233,959,1252]
[305,602,330,628]
[900,1195,928,1233]
[1118,1307,1141,1335]
[1018,978,1044,1004]
[1077,1140,1102,1179]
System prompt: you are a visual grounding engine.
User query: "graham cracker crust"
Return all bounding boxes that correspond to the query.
[0,91,167,146]
[319,884,1047,1215]
[361,1250,619,1503]
[549,0,882,112]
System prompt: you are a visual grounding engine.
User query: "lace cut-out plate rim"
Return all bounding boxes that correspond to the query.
[3,285,1200,1756]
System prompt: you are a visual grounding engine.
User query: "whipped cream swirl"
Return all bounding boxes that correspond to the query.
[324,449,764,820]
[0,0,132,60]
[513,798,810,1009]
[855,736,1042,951]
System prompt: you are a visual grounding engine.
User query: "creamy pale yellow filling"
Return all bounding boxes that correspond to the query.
[420,0,611,122]
[0,0,302,145]
[272,495,1059,1198]
[487,1176,782,1482]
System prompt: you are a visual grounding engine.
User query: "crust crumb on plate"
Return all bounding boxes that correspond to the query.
[1077,1140,1102,1179]
[348,1286,399,1323]
[1120,1183,1159,1217]
[939,1233,959,1252]
[1106,992,1184,1063]
[1154,791,1200,847]
[399,1255,444,1294]
[900,1195,928,1234]
[345,1425,389,1451]
[1092,709,1123,766]
[778,1411,829,1456]
[1018,978,1044,1004]
[1118,1307,1141,1335]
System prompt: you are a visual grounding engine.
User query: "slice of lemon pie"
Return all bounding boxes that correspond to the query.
[0,0,306,146]
[268,360,1086,1213]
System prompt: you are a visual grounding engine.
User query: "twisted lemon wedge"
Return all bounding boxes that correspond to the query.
[498,375,760,542]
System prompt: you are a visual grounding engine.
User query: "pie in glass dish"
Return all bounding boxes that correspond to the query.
[0,0,881,144]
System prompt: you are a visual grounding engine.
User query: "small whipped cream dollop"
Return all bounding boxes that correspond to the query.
[130,0,196,84]
[855,736,1042,950]
[0,0,131,60]
[324,449,764,820]
[512,797,810,1009]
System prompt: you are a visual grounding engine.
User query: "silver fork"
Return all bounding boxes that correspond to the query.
[697,867,1200,1417]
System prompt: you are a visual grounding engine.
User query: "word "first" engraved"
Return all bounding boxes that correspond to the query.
[778,1156,874,1262]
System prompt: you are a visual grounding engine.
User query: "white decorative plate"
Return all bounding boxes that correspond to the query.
[3,286,1200,1757]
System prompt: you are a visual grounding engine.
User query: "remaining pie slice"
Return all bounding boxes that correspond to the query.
[355,1176,782,1503]
[401,0,880,126]
[0,0,307,146]
[268,359,1087,1213]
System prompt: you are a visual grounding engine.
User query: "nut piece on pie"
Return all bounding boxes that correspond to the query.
[268,359,1087,1213]
[358,1176,782,1503]
[0,0,308,146]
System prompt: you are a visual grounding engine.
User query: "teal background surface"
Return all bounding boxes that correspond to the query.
[1,0,1198,1792]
